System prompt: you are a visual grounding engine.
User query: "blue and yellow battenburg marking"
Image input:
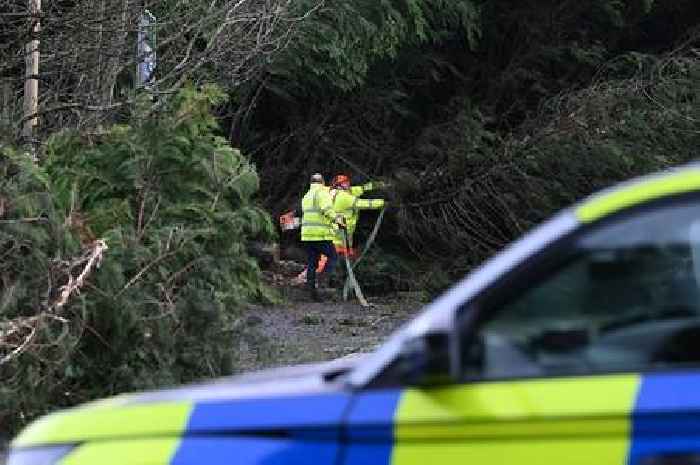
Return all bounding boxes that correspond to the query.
[11,372,700,465]
[169,393,351,465]
[345,374,637,465]
[13,392,353,465]
[346,372,700,465]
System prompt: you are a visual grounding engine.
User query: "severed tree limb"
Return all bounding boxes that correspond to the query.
[0,239,108,366]
[54,239,108,310]
[0,323,37,366]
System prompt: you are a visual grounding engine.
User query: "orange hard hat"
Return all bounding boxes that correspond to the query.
[331,174,351,189]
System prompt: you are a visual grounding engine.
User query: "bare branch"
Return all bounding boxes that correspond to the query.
[0,239,108,366]
[1,0,323,141]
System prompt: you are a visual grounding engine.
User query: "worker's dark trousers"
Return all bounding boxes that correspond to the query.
[305,240,337,289]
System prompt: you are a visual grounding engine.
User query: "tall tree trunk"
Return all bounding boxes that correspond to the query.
[101,0,131,106]
[22,0,40,145]
[1,80,12,133]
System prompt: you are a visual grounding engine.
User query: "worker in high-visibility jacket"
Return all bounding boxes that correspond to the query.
[330,174,385,257]
[291,174,386,285]
[301,173,345,301]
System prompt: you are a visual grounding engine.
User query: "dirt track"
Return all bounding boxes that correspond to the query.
[234,264,425,372]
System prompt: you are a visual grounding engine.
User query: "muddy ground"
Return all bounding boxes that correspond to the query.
[233,261,427,372]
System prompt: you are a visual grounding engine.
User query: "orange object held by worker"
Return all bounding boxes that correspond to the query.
[335,245,358,258]
[279,210,300,231]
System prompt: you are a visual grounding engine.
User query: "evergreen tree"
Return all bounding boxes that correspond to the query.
[0,85,274,435]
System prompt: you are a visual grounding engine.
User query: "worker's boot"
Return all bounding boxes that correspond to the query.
[318,273,335,290]
[307,282,322,302]
[327,272,339,289]
[314,272,328,290]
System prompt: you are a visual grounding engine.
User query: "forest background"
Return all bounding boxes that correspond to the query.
[1,0,699,437]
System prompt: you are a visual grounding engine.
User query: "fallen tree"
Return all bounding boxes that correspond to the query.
[0,85,274,435]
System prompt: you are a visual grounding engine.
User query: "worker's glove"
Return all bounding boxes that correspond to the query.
[335,215,347,229]
[374,178,393,190]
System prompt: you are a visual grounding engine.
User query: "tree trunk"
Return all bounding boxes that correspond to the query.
[22,0,40,144]
[1,80,12,133]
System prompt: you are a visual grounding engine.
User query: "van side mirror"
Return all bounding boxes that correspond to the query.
[396,331,453,386]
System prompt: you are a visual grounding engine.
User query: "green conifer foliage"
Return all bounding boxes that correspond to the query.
[274,0,481,92]
[0,85,274,435]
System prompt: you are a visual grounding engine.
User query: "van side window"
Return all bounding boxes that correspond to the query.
[463,200,700,379]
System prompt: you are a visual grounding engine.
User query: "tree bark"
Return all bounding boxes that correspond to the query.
[1,80,12,131]
[22,0,40,143]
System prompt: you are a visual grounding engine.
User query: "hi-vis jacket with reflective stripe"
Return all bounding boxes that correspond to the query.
[301,184,337,242]
[349,181,378,197]
[332,189,384,247]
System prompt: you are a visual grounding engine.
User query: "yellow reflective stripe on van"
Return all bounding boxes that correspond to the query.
[576,170,700,223]
[59,438,182,465]
[13,401,193,447]
[392,374,640,465]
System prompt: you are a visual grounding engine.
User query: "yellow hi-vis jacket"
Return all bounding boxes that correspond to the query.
[331,189,384,248]
[349,181,380,197]
[301,184,338,242]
